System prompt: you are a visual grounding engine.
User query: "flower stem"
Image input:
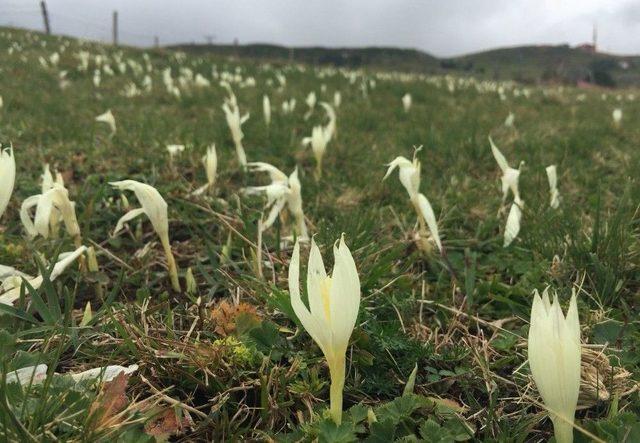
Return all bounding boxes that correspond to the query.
[161,236,181,292]
[329,355,346,425]
[552,417,574,443]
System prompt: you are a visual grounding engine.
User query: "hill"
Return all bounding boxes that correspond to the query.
[173,42,640,87]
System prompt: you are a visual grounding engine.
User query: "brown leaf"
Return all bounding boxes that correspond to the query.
[144,408,187,439]
[88,372,130,430]
[210,300,260,336]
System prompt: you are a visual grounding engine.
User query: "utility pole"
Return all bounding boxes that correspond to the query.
[40,1,50,35]
[112,11,118,45]
[154,36,159,48]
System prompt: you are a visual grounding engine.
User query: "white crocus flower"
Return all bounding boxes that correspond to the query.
[383,156,420,200]
[0,146,16,220]
[166,144,185,156]
[320,102,337,142]
[95,109,116,135]
[504,112,515,127]
[192,144,218,196]
[302,126,330,179]
[263,95,271,126]
[383,152,443,253]
[612,108,622,128]
[288,236,360,425]
[221,86,249,168]
[503,197,523,247]
[110,180,180,291]
[489,136,523,209]
[546,165,560,209]
[333,91,342,108]
[245,164,309,240]
[304,91,317,120]
[527,288,581,443]
[21,180,81,246]
[402,93,412,112]
[244,182,291,231]
[0,246,87,306]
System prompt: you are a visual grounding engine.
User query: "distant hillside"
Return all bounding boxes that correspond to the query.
[172,42,640,87]
[171,44,440,73]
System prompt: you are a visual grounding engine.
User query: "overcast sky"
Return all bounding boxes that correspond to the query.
[2,0,640,57]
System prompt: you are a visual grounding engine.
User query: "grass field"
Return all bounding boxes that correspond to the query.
[1,27,639,442]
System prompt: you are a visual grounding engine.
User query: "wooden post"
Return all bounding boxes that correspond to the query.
[40,1,50,35]
[112,11,118,45]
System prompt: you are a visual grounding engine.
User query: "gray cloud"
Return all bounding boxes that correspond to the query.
[1,0,639,56]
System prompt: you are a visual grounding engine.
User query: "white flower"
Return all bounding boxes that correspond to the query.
[302,126,330,178]
[320,102,337,142]
[95,109,116,135]
[528,288,581,443]
[402,93,412,112]
[244,164,308,240]
[110,180,180,291]
[0,246,87,306]
[383,156,420,200]
[288,235,360,424]
[504,112,515,127]
[166,144,185,158]
[612,108,622,127]
[334,91,342,108]
[263,95,271,126]
[304,91,317,120]
[503,197,523,247]
[0,146,16,220]
[416,193,442,253]
[546,165,560,209]
[221,86,249,167]
[191,145,218,196]
[489,136,523,207]
[383,151,442,253]
[21,179,81,244]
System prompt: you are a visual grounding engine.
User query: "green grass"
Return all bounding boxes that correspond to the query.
[0,27,639,441]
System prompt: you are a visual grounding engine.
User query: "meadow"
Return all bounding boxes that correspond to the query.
[0,28,639,441]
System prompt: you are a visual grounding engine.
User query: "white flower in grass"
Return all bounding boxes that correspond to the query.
[166,144,185,160]
[263,95,271,126]
[302,126,330,179]
[221,86,249,168]
[504,112,515,127]
[304,91,317,120]
[288,235,360,425]
[383,150,443,253]
[402,93,412,112]
[0,146,16,220]
[612,108,622,127]
[546,165,560,209]
[0,246,87,306]
[527,288,581,443]
[109,180,180,291]
[383,155,420,200]
[320,102,337,142]
[244,164,309,241]
[503,197,523,247]
[192,144,218,196]
[20,176,81,245]
[95,109,116,135]
[333,91,342,108]
[489,136,523,208]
